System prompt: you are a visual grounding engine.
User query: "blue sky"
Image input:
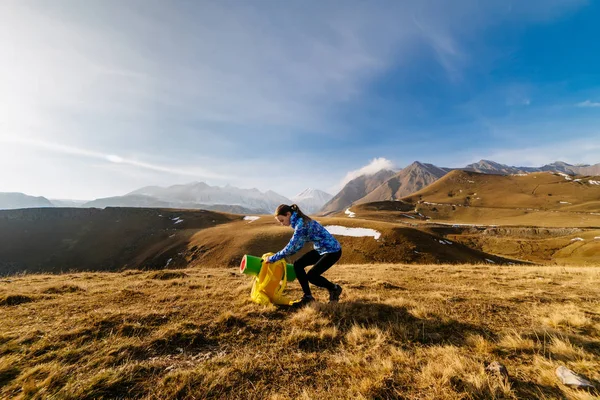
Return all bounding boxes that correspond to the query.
[1,0,599,200]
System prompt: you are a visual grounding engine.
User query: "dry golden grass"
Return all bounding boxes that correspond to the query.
[1,263,599,399]
[390,170,600,228]
[417,203,600,228]
[405,170,600,211]
[445,229,600,266]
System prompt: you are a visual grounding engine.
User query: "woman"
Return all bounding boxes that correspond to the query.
[266,204,343,307]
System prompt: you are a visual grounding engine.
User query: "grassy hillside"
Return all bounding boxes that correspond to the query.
[343,204,600,265]
[0,209,520,276]
[404,171,600,210]
[1,264,598,399]
[1,197,597,278]
[0,207,239,275]
[186,216,517,268]
[447,227,600,265]
[398,171,600,227]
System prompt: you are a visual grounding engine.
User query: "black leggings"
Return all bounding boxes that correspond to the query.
[293,250,342,296]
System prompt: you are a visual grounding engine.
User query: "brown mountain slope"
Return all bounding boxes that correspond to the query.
[320,169,396,215]
[396,170,600,227]
[336,203,600,265]
[0,207,520,275]
[186,215,517,268]
[404,170,600,210]
[0,207,238,274]
[7,201,598,274]
[355,161,449,205]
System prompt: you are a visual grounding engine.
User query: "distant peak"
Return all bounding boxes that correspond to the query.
[374,168,396,175]
[190,181,210,187]
[293,188,331,199]
[296,188,316,196]
[546,161,572,167]
[479,159,502,166]
[408,160,439,168]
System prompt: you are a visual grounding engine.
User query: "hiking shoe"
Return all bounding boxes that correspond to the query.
[329,284,343,303]
[291,295,315,309]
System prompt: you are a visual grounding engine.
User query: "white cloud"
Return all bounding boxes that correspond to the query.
[576,100,600,108]
[412,15,466,81]
[105,155,124,163]
[0,135,229,180]
[0,2,419,136]
[0,1,421,201]
[334,158,396,191]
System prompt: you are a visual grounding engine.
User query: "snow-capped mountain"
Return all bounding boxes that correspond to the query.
[465,160,537,175]
[126,182,292,213]
[291,188,333,214]
[465,160,600,176]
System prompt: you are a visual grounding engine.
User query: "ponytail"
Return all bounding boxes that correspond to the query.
[275,203,312,222]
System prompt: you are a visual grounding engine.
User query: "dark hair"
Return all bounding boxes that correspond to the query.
[275,204,312,222]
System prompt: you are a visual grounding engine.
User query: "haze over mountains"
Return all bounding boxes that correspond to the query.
[48,199,88,208]
[291,188,333,214]
[2,160,599,213]
[0,183,334,214]
[83,182,293,214]
[0,193,54,210]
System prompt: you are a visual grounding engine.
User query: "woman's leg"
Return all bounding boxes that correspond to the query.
[293,250,321,297]
[306,250,342,290]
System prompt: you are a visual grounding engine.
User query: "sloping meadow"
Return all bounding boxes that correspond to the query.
[1,263,599,399]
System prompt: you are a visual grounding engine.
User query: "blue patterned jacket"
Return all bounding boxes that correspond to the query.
[268,212,341,263]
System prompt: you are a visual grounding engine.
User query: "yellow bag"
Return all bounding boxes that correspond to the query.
[250,253,293,306]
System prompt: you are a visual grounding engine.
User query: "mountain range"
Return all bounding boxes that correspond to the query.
[465,160,600,176]
[321,160,600,214]
[2,160,599,213]
[0,183,333,214]
[355,162,450,205]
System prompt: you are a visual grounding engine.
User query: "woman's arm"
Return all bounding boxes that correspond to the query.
[268,218,307,263]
